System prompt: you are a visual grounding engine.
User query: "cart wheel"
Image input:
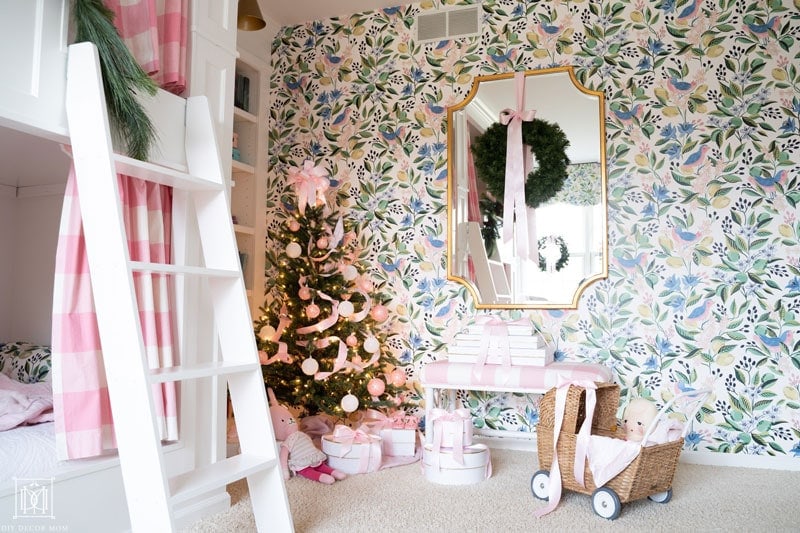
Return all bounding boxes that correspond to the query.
[592,487,622,520]
[648,488,672,503]
[530,470,550,501]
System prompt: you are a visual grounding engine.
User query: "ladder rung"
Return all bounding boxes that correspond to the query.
[129,261,239,278]
[114,153,224,191]
[149,361,260,383]
[169,454,277,506]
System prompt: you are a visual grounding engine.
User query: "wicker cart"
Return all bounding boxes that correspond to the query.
[531,383,709,520]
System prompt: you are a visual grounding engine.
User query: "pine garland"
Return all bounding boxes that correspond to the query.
[73,0,158,161]
[471,118,570,209]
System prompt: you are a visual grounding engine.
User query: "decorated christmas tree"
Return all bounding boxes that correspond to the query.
[255,160,408,417]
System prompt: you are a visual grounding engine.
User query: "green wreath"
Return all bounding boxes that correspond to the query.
[470,119,570,209]
[538,235,569,272]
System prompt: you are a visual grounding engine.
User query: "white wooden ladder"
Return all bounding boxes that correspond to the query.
[64,42,292,532]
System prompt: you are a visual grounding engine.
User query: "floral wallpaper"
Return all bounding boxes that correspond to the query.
[267,0,800,459]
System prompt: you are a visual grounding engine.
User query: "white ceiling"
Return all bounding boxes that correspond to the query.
[262,0,416,26]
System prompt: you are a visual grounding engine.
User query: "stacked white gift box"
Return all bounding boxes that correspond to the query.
[322,425,383,475]
[422,408,491,485]
[446,317,553,367]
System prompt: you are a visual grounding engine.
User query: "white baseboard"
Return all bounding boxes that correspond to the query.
[680,449,800,471]
[476,433,800,471]
[174,489,231,530]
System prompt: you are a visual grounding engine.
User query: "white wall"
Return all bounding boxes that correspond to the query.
[12,188,66,344]
[0,186,14,341]
[0,180,66,345]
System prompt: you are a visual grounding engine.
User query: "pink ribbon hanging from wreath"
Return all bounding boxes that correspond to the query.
[499,72,536,261]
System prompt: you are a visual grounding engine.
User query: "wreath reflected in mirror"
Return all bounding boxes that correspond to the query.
[470,118,570,209]
[538,235,569,272]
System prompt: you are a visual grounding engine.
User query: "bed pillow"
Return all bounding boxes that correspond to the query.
[0,342,52,384]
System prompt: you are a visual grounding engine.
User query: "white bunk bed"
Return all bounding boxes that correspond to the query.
[0,3,233,530]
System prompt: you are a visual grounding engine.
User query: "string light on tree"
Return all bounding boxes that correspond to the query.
[254,159,410,417]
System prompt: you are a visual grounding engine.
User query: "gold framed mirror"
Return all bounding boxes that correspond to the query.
[446,66,608,309]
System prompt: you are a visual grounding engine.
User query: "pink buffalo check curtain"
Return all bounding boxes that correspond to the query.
[52,169,179,459]
[107,0,188,95]
[51,0,188,459]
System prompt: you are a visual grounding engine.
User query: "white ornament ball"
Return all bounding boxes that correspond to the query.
[341,393,359,413]
[286,242,302,258]
[363,335,380,354]
[301,357,319,376]
[258,325,276,342]
[338,300,354,318]
[342,265,359,280]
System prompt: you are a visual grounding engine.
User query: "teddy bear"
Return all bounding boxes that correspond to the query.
[621,397,658,442]
[268,389,347,484]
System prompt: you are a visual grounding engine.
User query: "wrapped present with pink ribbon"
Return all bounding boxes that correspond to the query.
[430,407,473,459]
[322,424,382,474]
[423,442,492,485]
[358,409,420,457]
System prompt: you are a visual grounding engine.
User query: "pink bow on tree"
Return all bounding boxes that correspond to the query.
[288,159,330,215]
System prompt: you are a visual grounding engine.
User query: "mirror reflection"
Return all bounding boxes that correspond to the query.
[447,67,608,308]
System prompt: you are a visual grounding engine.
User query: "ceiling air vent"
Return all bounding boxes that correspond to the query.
[416,4,481,43]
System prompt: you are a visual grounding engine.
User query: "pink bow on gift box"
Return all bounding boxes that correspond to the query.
[430,407,472,469]
[331,424,381,474]
[360,409,420,431]
[535,379,598,518]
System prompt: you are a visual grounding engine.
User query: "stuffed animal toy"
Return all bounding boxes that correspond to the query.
[621,397,658,442]
[268,389,347,484]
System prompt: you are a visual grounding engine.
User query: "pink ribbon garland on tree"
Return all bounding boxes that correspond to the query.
[288,159,329,215]
[259,306,295,365]
[499,72,537,261]
[535,379,598,518]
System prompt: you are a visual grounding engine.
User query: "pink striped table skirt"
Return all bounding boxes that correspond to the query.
[420,361,613,394]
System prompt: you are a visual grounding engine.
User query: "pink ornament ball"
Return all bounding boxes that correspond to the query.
[389,369,407,387]
[305,303,320,319]
[370,304,389,322]
[316,237,329,249]
[288,219,300,231]
[346,334,359,347]
[298,287,311,300]
[367,378,386,396]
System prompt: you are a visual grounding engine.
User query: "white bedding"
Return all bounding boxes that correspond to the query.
[0,421,59,483]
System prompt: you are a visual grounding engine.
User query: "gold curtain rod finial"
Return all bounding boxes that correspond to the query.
[238,0,266,31]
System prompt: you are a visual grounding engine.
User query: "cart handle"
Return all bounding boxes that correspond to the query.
[640,388,712,445]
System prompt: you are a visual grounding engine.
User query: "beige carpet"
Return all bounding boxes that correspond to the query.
[185,447,800,532]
